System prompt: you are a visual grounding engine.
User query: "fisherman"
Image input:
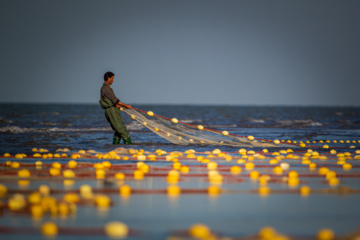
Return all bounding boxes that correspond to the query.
[99,71,132,144]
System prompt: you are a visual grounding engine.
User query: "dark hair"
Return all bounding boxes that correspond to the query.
[104,72,115,81]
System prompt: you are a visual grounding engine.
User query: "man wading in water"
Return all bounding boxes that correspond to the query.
[99,71,132,144]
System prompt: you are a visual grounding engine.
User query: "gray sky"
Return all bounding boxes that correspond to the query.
[1,0,359,106]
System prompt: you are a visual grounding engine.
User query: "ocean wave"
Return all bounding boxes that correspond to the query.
[278,119,322,127]
[0,126,113,134]
[0,126,31,133]
[179,119,203,123]
[0,117,13,124]
[247,118,266,123]
[208,124,237,128]
[126,121,145,130]
[40,122,60,126]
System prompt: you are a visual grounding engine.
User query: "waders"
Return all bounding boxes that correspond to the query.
[99,98,132,144]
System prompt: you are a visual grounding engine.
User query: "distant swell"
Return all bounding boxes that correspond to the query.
[278,119,322,127]
[0,126,113,134]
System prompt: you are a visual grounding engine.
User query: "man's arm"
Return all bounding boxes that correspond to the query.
[116,101,132,109]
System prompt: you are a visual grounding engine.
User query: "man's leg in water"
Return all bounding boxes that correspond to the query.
[105,107,132,144]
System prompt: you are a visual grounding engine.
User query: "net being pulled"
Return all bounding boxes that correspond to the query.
[122,108,278,148]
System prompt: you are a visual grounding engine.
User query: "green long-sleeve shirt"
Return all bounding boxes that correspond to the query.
[100,83,120,105]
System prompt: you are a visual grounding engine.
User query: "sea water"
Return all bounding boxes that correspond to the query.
[1,104,360,239]
[1,104,359,154]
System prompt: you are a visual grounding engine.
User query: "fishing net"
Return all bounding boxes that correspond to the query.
[121,107,279,148]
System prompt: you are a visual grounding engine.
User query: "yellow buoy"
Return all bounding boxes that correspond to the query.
[52,162,62,169]
[64,193,80,203]
[288,178,300,187]
[63,170,75,178]
[343,163,352,170]
[300,186,311,196]
[259,226,277,239]
[95,169,106,179]
[133,170,144,180]
[104,221,129,239]
[80,184,93,199]
[207,162,217,170]
[259,175,270,185]
[180,166,189,173]
[41,222,58,237]
[8,194,27,211]
[11,162,20,168]
[318,167,329,175]
[119,185,132,196]
[309,162,317,170]
[18,169,31,178]
[70,153,81,159]
[288,171,298,178]
[250,171,260,179]
[208,185,221,195]
[147,111,154,116]
[259,186,270,196]
[197,125,204,130]
[245,162,255,170]
[189,224,211,239]
[222,131,229,136]
[94,194,111,208]
[171,118,178,124]
[280,163,290,170]
[328,178,339,186]
[49,168,61,176]
[39,185,50,196]
[273,166,283,175]
[167,185,181,196]
[68,160,78,168]
[137,155,146,161]
[230,166,241,175]
[114,172,126,180]
[0,184,8,197]
[102,161,112,168]
[317,228,335,240]
[30,204,44,218]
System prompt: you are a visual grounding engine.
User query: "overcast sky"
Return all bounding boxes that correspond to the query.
[1,0,359,106]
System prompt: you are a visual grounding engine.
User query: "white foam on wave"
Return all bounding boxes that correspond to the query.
[208,124,237,128]
[179,119,203,123]
[0,126,30,133]
[0,126,113,133]
[125,121,145,130]
[0,122,148,133]
[278,119,322,126]
[0,117,13,123]
[247,118,266,123]
[47,127,112,132]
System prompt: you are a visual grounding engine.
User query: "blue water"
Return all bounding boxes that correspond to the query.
[1,104,360,239]
[1,104,359,154]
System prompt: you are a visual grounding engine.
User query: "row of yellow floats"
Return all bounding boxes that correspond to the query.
[1,146,359,202]
[0,146,358,239]
[17,220,340,240]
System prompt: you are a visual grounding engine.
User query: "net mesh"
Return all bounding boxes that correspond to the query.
[122,108,279,148]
